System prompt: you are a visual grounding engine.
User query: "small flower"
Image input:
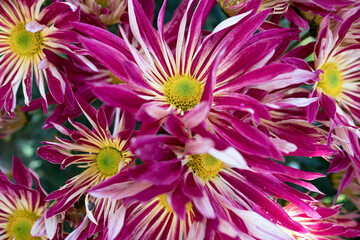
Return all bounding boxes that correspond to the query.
[0,156,59,240]
[306,9,360,124]
[37,97,135,238]
[0,0,96,116]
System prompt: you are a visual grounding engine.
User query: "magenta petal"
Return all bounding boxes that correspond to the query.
[334,167,355,203]
[129,161,182,186]
[12,156,32,188]
[37,146,68,164]
[182,173,203,198]
[181,102,210,129]
[306,89,319,123]
[46,69,65,104]
[319,93,337,119]
[91,83,148,113]
[283,7,308,30]
[170,184,190,218]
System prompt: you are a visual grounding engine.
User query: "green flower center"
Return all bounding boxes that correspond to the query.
[96,147,123,177]
[187,154,225,181]
[163,75,203,112]
[6,209,40,240]
[317,62,343,98]
[95,0,109,8]
[8,23,44,57]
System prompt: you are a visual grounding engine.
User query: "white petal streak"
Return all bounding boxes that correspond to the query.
[208,147,248,169]
[209,11,251,37]
[25,21,46,32]
[107,205,126,240]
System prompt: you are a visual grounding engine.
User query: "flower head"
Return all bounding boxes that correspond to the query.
[37,97,134,238]
[0,0,96,116]
[306,9,360,124]
[76,0,316,161]
[0,156,58,240]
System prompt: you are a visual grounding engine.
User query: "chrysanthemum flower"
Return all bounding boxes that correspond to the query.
[282,202,360,239]
[0,156,59,240]
[307,9,360,124]
[89,115,326,239]
[0,0,96,116]
[75,0,317,160]
[37,97,135,238]
[89,160,294,240]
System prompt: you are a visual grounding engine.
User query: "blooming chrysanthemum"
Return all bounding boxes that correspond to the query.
[89,115,327,239]
[75,0,317,161]
[0,0,96,116]
[0,156,58,240]
[282,202,360,239]
[89,160,294,240]
[37,97,135,238]
[307,9,360,124]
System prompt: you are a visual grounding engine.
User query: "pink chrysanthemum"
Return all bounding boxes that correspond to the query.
[37,98,135,239]
[307,8,360,124]
[75,0,317,161]
[0,157,59,240]
[88,115,328,239]
[0,0,96,116]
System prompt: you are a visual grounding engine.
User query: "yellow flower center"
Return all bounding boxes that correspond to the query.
[96,147,123,177]
[6,209,40,240]
[8,23,44,57]
[95,0,109,8]
[187,154,225,181]
[163,75,203,112]
[317,62,343,98]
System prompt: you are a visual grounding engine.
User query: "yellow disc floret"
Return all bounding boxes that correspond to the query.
[163,74,203,112]
[317,62,343,98]
[8,23,44,57]
[6,209,40,240]
[96,147,123,177]
[187,154,225,181]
